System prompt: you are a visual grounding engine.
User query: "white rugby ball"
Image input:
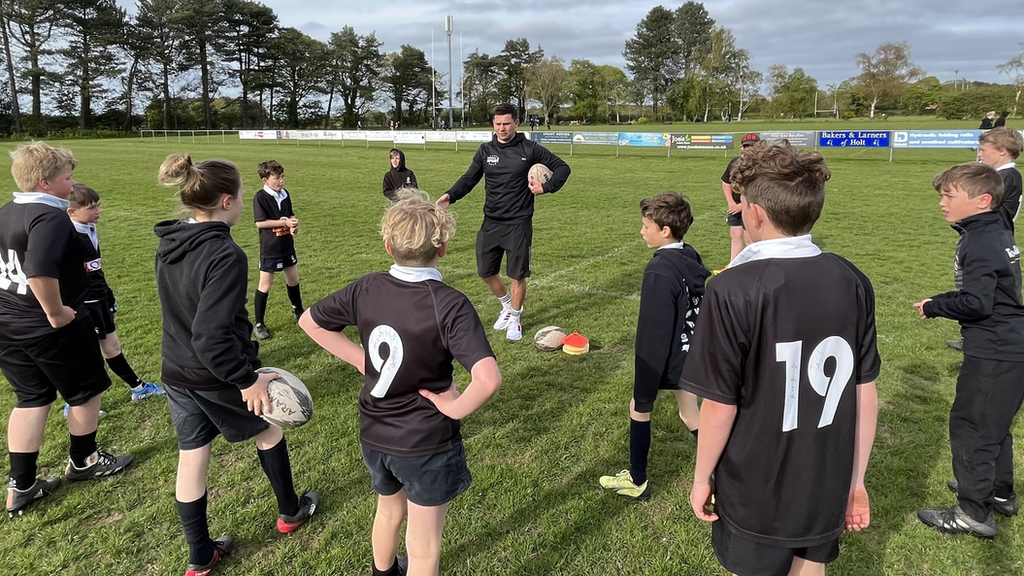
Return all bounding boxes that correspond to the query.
[528,163,553,184]
[534,325,567,351]
[257,367,313,429]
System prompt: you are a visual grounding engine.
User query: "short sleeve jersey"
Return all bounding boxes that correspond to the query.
[310,271,494,457]
[253,188,295,258]
[722,156,742,203]
[0,197,91,341]
[72,222,111,303]
[680,252,881,547]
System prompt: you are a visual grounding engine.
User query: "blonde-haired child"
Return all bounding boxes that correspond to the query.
[301,190,501,576]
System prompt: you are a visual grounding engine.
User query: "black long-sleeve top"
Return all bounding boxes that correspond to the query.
[635,244,710,390]
[445,132,571,223]
[923,211,1024,360]
[155,219,259,390]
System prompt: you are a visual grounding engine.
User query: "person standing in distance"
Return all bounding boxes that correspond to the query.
[437,103,571,341]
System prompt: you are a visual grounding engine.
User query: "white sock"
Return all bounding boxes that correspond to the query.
[498,293,512,309]
[510,307,522,322]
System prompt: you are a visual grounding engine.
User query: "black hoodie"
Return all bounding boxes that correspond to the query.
[635,244,711,389]
[154,219,259,390]
[382,148,418,202]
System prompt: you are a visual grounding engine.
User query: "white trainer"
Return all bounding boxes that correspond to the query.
[505,321,522,341]
[493,308,513,330]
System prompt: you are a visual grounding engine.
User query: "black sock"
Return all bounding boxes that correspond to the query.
[254,290,269,325]
[176,493,215,565]
[629,418,652,486]
[286,283,303,312]
[106,353,144,388]
[9,451,39,490]
[372,558,400,576]
[690,428,699,442]
[257,436,299,516]
[69,431,98,468]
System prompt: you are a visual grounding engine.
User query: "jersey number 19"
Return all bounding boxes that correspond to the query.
[776,336,854,432]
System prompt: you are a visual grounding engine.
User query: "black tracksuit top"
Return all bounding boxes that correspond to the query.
[445,132,570,223]
[923,211,1024,360]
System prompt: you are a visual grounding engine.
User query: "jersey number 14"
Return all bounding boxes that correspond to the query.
[776,336,854,432]
[0,249,29,295]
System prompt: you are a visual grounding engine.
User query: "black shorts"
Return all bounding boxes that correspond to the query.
[476,220,532,280]
[259,252,298,273]
[0,318,110,408]
[361,442,472,507]
[712,520,840,576]
[85,300,115,339]
[165,383,269,450]
[633,379,683,413]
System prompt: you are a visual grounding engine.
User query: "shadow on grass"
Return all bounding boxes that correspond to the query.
[837,354,1022,575]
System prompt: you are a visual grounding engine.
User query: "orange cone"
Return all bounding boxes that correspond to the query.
[561,332,589,355]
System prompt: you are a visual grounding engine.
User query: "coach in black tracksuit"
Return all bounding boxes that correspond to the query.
[438,103,570,341]
[917,167,1024,535]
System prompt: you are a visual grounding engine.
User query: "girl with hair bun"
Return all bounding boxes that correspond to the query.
[154,153,318,576]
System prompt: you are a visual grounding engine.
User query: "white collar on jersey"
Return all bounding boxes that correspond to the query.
[72,220,99,249]
[996,162,1017,172]
[389,264,442,283]
[728,234,822,268]
[263,184,288,202]
[12,192,70,209]
[657,241,686,251]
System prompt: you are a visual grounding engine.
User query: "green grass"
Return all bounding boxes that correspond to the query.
[0,134,1020,576]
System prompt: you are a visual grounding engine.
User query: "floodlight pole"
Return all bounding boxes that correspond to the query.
[431,29,436,129]
[446,16,454,130]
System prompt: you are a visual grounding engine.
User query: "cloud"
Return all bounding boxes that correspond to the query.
[117,0,1024,87]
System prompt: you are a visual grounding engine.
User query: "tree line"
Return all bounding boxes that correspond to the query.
[0,0,1021,135]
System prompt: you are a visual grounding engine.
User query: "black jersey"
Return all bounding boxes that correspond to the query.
[310,267,494,457]
[996,164,1022,232]
[680,237,881,548]
[0,194,92,342]
[72,220,114,304]
[721,156,742,203]
[445,132,571,223]
[253,186,295,258]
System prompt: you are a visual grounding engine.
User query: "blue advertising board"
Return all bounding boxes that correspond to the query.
[818,131,890,148]
[618,132,669,147]
[892,130,982,149]
[530,131,574,144]
[572,132,619,145]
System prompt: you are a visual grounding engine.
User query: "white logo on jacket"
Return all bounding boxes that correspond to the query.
[85,258,102,272]
[486,155,499,165]
[1008,245,1021,261]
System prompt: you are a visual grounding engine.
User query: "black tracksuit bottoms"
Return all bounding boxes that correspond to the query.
[951,355,1024,521]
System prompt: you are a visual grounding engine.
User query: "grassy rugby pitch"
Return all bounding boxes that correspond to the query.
[0,130,1021,575]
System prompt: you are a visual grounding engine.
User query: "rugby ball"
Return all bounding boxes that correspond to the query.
[256,367,313,429]
[528,163,553,184]
[534,325,567,351]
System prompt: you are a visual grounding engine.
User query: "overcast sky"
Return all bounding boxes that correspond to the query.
[121,0,1024,89]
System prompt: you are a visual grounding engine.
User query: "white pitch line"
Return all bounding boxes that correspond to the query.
[531,246,631,288]
[548,282,640,301]
[531,211,713,289]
